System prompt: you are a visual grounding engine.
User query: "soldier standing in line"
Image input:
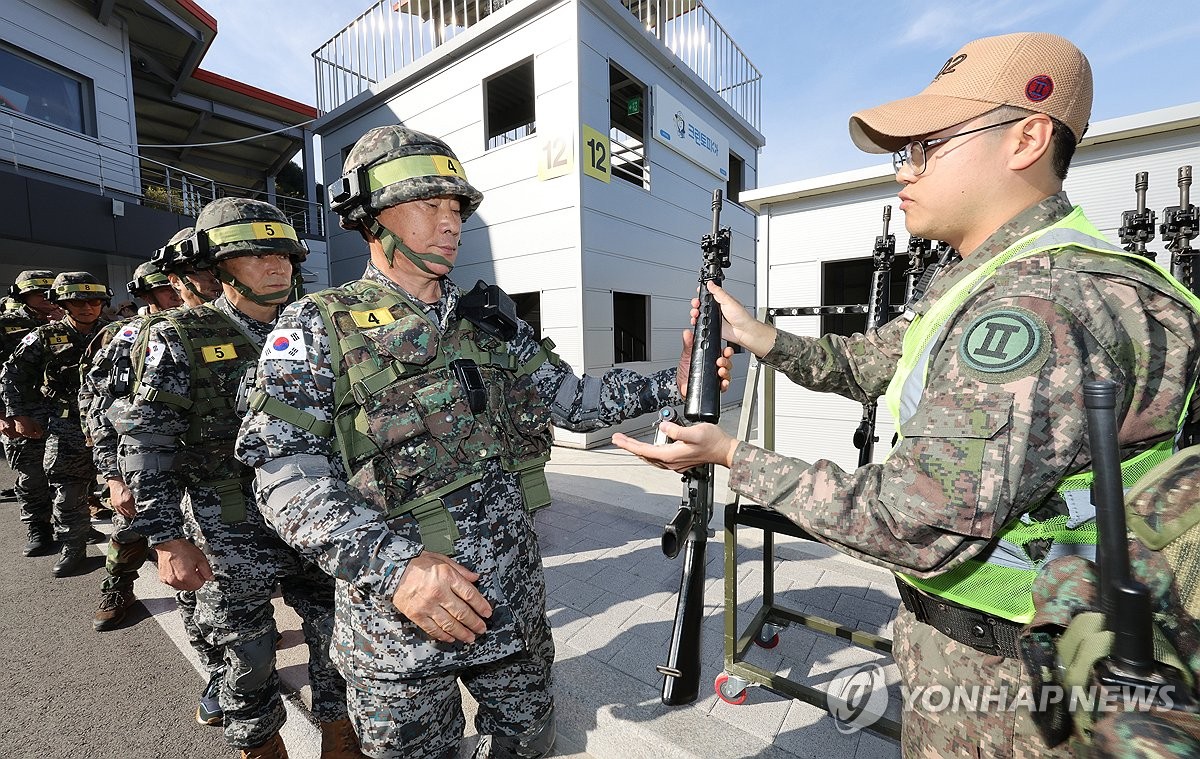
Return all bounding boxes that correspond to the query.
[235,126,727,759]
[614,33,1200,757]
[1,272,112,576]
[119,198,360,759]
[81,259,181,632]
[137,228,230,726]
[1,270,59,555]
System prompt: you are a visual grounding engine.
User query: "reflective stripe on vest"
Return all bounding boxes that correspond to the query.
[887,207,1200,623]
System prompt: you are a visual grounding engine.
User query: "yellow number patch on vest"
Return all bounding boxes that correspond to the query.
[351,308,395,328]
[5,326,25,334]
[48,334,70,346]
[201,343,237,362]
[958,307,1050,383]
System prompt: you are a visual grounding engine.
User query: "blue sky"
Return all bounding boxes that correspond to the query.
[195,0,1200,187]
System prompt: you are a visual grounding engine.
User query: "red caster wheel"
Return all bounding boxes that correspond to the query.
[715,673,748,705]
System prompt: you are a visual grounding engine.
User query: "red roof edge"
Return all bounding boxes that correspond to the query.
[177,0,218,33]
[192,68,318,120]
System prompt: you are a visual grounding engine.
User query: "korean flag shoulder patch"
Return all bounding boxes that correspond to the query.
[264,329,307,362]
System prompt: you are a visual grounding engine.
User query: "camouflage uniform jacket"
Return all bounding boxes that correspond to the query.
[120,296,272,546]
[235,263,681,685]
[80,316,151,479]
[0,303,48,368]
[0,316,106,420]
[729,193,1200,578]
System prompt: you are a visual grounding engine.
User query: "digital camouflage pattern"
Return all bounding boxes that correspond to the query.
[1,316,107,546]
[0,291,55,535]
[48,270,111,303]
[119,295,347,749]
[338,125,483,227]
[8,269,55,299]
[1020,446,1200,755]
[235,263,681,756]
[194,197,307,263]
[127,260,170,296]
[727,193,1200,757]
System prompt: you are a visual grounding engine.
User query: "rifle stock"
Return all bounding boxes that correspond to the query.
[657,189,731,706]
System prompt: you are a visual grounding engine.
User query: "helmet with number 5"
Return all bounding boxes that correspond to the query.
[190,197,308,266]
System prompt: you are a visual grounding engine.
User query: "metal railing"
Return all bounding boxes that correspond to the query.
[0,108,325,237]
[313,0,761,129]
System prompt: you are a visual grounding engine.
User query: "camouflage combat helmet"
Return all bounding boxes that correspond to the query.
[49,271,112,302]
[9,269,56,298]
[126,260,171,296]
[332,125,483,227]
[151,227,202,274]
[330,125,482,273]
[189,197,308,266]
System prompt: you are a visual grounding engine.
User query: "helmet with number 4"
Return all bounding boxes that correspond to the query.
[189,197,308,266]
[331,125,483,230]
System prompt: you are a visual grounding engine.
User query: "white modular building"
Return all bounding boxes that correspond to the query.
[739,103,1200,472]
[311,0,766,447]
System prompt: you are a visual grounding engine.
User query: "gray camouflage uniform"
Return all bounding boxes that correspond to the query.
[119,295,347,749]
[236,263,682,758]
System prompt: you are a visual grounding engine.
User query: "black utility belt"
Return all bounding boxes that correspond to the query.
[896,579,1023,658]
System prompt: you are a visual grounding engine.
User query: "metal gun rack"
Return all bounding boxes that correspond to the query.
[716,303,902,741]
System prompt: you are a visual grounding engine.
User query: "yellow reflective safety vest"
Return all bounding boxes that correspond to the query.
[889,207,1200,623]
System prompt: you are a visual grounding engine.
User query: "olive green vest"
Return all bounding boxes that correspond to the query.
[135,303,259,522]
[39,320,100,413]
[258,279,559,554]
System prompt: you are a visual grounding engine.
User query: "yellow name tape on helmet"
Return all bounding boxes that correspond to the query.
[58,283,108,294]
[17,278,54,290]
[367,154,468,192]
[206,221,299,246]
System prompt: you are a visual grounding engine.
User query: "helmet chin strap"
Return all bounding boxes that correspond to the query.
[215,266,291,306]
[366,217,454,274]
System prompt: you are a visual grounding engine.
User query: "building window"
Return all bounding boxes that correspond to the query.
[512,291,541,338]
[0,45,93,136]
[821,257,907,337]
[485,58,535,150]
[609,63,648,189]
[727,152,744,203]
[613,291,648,363]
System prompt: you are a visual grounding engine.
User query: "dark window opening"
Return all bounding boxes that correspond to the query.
[613,291,648,363]
[820,257,907,337]
[727,152,744,204]
[512,291,541,338]
[0,45,93,136]
[609,63,648,189]
[485,58,535,150]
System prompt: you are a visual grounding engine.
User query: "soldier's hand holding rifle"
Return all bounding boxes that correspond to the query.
[614,281,759,472]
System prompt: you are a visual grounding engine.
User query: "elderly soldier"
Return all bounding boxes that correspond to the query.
[615,32,1200,758]
[81,260,181,631]
[2,272,111,576]
[119,198,358,758]
[1,270,59,555]
[236,125,726,759]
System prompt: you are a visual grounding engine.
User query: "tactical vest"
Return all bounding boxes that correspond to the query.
[38,320,100,414]
[136,303,259,522]
[256,279,558,554]
[891,207,1200,623]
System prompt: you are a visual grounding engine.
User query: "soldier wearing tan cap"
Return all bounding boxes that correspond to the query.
[615,32,1200,756]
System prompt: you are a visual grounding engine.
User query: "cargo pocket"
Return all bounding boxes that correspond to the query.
[897,390,1012,536]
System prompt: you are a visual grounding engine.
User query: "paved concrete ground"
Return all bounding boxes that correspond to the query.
[1,410,904,758]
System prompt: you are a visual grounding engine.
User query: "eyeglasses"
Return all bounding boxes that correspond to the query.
[892,118,1025,175]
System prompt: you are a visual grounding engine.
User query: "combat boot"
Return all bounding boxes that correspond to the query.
[93,588,136,631]
[240,732,288,759]
[23,524,54,556]
[51,542,86,577]
[320,718,366,758]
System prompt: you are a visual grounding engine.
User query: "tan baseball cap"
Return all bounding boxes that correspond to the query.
[849,32,1092,154]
